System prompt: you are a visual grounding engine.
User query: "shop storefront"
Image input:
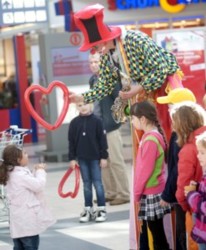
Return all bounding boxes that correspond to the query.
[0,0,49,141]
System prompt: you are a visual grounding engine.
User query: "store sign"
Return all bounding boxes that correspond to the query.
[69,33,81,46]
[116,0,206,13]
[0,0,48,25]
[154,28,206,106]
[51,47,90,77]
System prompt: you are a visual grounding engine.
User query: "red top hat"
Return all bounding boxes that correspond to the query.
[74,4,121,51]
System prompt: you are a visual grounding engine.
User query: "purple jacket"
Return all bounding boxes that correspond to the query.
[187,175,206,244]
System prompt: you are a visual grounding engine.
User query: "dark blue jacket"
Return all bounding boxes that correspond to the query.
[68,114,108,161]
[161,132,180,203]
[89,74,121,133]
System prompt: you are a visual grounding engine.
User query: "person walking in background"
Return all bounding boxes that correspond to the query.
[184,131,206,249]
[88,51,130,206]
[131,100,171,250]
[0,144,55,250]
[68,101,108,223]
[170,102,206,249]
[157,87,196,250]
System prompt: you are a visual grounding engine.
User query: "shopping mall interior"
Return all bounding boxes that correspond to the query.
[0,0,206,249]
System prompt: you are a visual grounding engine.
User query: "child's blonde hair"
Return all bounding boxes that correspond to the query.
[196,131,206,149]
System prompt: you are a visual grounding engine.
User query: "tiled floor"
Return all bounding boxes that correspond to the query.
[0,124,133,250]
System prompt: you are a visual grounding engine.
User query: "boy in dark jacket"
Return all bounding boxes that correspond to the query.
[68,102,108,223]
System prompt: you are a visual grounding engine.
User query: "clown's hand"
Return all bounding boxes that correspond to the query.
[184,181,197,197]
[69,92,84,103]
[119,85,144,100]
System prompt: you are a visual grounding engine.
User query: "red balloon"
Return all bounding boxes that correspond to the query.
[24,81,70,130]
[58,164,80,199]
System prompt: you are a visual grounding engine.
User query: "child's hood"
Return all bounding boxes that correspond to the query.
[188,126,206,144]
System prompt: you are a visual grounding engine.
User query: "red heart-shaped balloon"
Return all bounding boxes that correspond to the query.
[24,81,70,130]
[58,164,80,199]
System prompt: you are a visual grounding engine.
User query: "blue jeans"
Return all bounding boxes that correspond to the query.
[78,159,105,207]
[13,235,39,250]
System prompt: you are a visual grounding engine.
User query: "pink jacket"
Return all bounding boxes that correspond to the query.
[134,131,167,202]
[176,126,206,211]
[6,166,56,239]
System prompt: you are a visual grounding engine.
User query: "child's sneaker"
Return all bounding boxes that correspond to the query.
[95,206,107,222]
[79,207,94,223]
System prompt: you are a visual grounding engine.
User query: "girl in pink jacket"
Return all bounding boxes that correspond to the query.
[130,100,171,250]
[0,144,55,250]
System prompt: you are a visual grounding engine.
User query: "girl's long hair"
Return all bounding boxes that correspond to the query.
[0,145,22,185]
[130,100,168,153]
[171,104,205,147]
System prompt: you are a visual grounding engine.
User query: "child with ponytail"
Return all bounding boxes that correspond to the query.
[131,100,171,250]
[0,144,55,250]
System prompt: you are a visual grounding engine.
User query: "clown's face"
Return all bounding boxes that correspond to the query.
[92,40,115,55]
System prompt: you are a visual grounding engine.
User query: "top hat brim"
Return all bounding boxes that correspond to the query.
[79,26,122,51]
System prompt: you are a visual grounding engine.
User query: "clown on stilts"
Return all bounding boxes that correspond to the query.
[69,3,194,250]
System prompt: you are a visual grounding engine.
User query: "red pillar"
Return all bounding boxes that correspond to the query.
[0,110,10,131]
[14,35,32,142]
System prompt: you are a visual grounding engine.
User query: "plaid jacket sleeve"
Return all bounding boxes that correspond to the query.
[125,31,180,92]
[83,54,119,103]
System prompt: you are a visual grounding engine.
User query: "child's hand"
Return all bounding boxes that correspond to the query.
[160,199,169,207]
[100,159,107,168]
[189,180,197,187]
[184,181,197,196]
[184,187,190,197]
[69,160,77,169]
[35,163,46,170]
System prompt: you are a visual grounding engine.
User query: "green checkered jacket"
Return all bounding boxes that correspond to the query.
[83,30,180,103]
